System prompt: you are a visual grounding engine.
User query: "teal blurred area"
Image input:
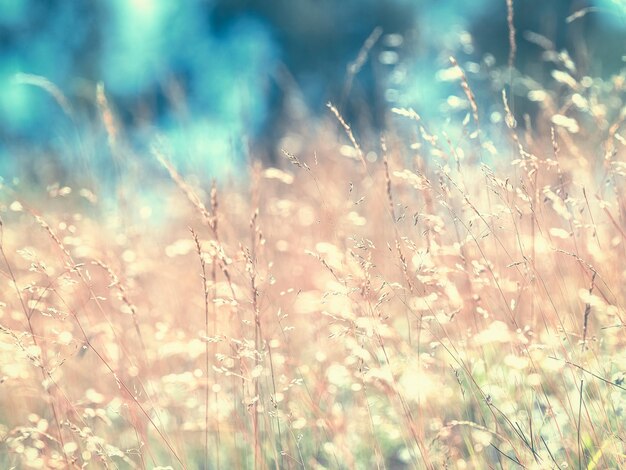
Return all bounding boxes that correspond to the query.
[0,0,624,186]
[0,0,280,185]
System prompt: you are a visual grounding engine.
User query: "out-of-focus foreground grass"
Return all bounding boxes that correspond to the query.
[1,40,626,470]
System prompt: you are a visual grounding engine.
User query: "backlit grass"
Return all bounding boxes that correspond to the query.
[1,16,626,470]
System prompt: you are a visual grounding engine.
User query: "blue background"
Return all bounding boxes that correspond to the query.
[0,0,624,182]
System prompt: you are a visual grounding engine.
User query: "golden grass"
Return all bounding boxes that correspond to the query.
[1,25,626,470]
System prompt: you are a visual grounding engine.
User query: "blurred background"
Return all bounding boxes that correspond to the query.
[0,0,625,185]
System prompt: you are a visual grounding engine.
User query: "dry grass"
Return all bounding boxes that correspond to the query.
[1,23,626,470]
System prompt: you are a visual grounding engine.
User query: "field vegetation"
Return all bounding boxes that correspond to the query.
[1,10,626,470]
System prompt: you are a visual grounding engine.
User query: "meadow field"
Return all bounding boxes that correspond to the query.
[1,12,626,470]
